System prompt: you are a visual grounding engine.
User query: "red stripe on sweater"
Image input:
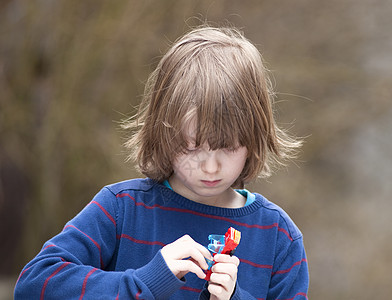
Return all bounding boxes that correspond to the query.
[117,193,293,241]
[40,262,71,300]
[16,266,32,285]
[63,225,103,268]
[239,258,273,270]
[79,268,98,300]
[16,245,60,285]
[90,201,116,226]
[180,286,202,293]
[277,292,308,300]
[278,227,293,241]
[117,234,166,247]
[272,259,308,276]
[43,244,56,251]
[135,290,143,299]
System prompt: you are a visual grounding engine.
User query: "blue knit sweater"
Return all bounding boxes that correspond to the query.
[15,178,309,299]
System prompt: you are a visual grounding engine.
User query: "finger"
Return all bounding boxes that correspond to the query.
[209,272,232,287]
[208,281,228,299]
[211,262,238,278]
[182,247,212,267]
[179,235,213,266]
[177,234,193,242]
[179,235,213,260]
[187,256,209,272]
[163,237,211,269]
[213,254,240,266]
[180,246,210,270]
[209,273,236,299]
[195,243,213,261]
[173,259,207,279]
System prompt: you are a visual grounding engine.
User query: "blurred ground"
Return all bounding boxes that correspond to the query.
[0,278,15,300]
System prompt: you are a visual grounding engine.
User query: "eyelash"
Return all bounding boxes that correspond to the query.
[225,147,237,152]
[185,147,199,153]
[185,147,238,153]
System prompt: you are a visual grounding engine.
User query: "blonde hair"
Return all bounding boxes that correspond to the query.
[123,26,302,185]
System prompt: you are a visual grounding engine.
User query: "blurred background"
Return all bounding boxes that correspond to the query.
[1,0,391,299]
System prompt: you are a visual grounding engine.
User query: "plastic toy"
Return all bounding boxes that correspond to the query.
[204,227,241,281]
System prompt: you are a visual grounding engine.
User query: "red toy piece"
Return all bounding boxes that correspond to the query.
[204,227,241,281]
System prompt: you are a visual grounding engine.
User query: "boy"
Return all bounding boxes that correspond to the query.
[15,26,308,299]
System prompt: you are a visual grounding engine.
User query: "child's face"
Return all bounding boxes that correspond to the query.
[169,121,248,207]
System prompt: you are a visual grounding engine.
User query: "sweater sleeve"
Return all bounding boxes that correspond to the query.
[14,187,184,299]
[267,237,309,300]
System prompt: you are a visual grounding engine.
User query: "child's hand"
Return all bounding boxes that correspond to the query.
[208,254,240,300]
[161,235,213,280]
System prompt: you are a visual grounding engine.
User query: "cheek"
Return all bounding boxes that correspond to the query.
[234,147,248,161]
[172,154,198,174]
[235,157,247,172]
[172,155,184,172]
[230,149,248,171]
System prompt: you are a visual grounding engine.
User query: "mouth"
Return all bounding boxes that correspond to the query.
[201,180,221,187]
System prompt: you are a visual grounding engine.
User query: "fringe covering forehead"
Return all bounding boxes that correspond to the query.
[159,29,270,154]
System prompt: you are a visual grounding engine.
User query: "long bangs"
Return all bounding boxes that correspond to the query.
[165,45,256,155]
[194,96,251,151]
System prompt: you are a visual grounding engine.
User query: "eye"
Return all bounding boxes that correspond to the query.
[185,147,199,153]
[224,146,239,153]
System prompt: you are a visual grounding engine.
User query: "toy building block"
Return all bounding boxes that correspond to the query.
[205,227,241,281]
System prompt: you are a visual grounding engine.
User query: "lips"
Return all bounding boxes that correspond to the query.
[201,180,221,187]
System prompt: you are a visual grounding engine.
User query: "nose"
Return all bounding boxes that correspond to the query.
[200,151,220,174]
